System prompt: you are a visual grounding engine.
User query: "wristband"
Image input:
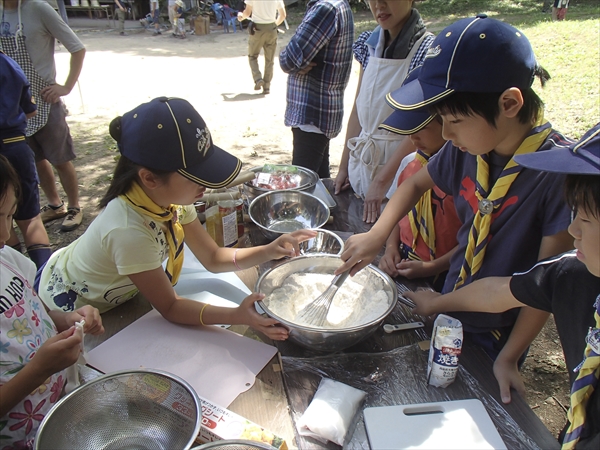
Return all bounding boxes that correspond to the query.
[199,303,209,326]
[233,249,242,271]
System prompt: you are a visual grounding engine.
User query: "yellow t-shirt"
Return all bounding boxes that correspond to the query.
[38,197,197,313]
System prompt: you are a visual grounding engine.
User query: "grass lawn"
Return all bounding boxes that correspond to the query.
[289,0,600,139]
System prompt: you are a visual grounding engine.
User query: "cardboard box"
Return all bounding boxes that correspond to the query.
[195,397,288,450]
[192,15,210,36]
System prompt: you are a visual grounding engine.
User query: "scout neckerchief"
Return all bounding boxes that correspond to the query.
[406,150,436,261]
[120,181,184,285]
[562,294,600,449]
[0,5,52,136]
[453,118,552,290]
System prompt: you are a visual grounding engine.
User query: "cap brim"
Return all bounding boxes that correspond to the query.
[380,101,436,135]
[179,144,242,189]
[515,148,600,175]
[386,78,455,111]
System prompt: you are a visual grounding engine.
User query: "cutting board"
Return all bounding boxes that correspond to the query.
[86,309,277,407]
[364,399,507,450]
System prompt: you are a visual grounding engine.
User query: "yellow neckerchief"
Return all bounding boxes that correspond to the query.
[562,295,600,449]
[406,150,436,261]
[453,117,552,290]
[120,181,184,285]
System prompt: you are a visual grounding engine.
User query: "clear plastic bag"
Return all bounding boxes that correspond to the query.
[297,378,366,446]
[281,344,541,449]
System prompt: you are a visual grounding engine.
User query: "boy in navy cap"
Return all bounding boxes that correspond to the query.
[409,124,600,449]
[0,51,52,270]
[378,67,460,291]
[337,16,573,393]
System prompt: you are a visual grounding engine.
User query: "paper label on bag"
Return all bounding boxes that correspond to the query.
[427,314,462,388]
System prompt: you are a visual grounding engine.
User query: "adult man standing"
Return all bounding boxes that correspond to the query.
[0,0,85,231]
[238,0,286,95]
[115,0,130,36]
[279,0,354,178]
[150,0,161,35]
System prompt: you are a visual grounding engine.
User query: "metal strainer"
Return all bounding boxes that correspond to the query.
[35,369,201,450]
[192,440,278,450]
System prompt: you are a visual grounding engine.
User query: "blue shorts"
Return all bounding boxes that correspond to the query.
[153,9,159,21]
[0,136,40,220]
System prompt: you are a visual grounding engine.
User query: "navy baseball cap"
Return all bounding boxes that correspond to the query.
[113,97,241,189]
[380,66,437,135]
[515,123,600,175]
[389,15,537,110]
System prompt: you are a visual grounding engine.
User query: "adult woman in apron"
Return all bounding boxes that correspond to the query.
[334,0,434,223]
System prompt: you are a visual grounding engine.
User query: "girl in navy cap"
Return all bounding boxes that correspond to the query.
[35,98,315,341]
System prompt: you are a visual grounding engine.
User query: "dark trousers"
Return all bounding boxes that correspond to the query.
[291,127,331,178]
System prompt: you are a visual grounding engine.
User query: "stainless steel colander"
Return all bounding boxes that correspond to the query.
[35,369,201,450]
[192,440,278,450]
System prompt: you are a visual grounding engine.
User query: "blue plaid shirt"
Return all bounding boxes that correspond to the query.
[279,0,354,139]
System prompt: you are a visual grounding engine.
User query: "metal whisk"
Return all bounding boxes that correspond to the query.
[395,282,416,308]
[295,269,351,327]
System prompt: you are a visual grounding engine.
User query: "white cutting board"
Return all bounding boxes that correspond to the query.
[87,309,277,407]
[364,399,507,450]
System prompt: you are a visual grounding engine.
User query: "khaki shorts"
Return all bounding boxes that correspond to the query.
[27,101,76,165]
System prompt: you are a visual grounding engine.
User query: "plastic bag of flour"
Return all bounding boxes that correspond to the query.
[296,377,366,446]
[427,314,463,388]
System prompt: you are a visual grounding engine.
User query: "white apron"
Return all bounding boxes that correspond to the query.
[347,33,430,199]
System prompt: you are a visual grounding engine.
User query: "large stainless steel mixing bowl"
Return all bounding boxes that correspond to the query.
[248,190,330,241]
[256,255,397,352]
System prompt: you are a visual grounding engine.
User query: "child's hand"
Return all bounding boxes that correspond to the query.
[405,290,440,317]
[395,259,434,279]
[235,293,289,341]
[31,327,82,377]
[266,229,317,260]
[493,354,526,404]
[66,306,105,335]
[379,247,402,277]
[337,231,385,276]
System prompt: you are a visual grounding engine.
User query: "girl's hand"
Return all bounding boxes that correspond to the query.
[379,247,401,277]
[66,306,105,335]
[266,229,317,260]
[235,293,289,341]
[30,327,82,377]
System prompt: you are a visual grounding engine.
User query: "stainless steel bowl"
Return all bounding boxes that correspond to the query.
[249,190,330,241]
[299,229,344,256]
[243,165,319,203]
[192,440,278,450]
[35,369,201,450]
[256,255,397,352]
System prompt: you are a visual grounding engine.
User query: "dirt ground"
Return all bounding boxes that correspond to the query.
[43,13,569,439]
